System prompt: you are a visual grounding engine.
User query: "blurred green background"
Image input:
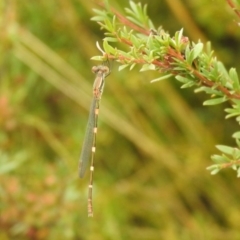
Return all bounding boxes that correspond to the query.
[1,0,240,239]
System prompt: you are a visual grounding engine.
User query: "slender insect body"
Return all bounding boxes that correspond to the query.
[79,64,110,217]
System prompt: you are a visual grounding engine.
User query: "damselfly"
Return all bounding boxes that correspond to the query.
[79,64,110,217]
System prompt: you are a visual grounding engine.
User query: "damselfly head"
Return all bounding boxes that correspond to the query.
[92,65,110,76]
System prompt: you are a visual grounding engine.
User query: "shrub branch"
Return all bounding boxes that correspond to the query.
[92,1,240,176]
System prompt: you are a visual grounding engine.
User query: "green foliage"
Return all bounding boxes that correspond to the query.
[2,0,240,239]
[92,0,240,177]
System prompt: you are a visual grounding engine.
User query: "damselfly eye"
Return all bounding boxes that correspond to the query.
[102,66,110,74]
[92,66,98,73]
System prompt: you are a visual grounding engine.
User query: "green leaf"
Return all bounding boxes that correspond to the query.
[203,97,227,106]
[205,41,212,55]
[91,56,102,61]
[125,2,143,27]
[185,43,203,65]
[206,164,217,171]
[104,0,110,12]
[104,37,118,42]
[91,16,106,22]
[103,40,116,54]
[169,38,176,49]
[130,34,141,48]
[129,63,136,70]
[232,131,240,139]
[180,81,195,89]
[175,28,183,48]
[229,68,240,90]
[225,110,240,119]
[150,74,173,83]
[210,168,220,175]
[192,42,203,59]
[118,64,129,71]
[216,145,235,155]
[126,16,142,28]
[140,64,156,72]
[211,154,229,163]
[92,8,107,17]
[206,164,220,175]
[104,17,114,32]
[232,164,237,170]
[195,86,220,95]
[129,1,139,16]
[194,86,209,93]
[236,138,240,148]
[175,75,190,83]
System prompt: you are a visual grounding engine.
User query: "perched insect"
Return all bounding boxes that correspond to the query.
[79,64,110,217]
